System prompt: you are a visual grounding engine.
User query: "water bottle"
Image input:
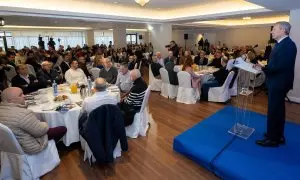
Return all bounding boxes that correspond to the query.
[87,76,92,96]
[52,80,58,97]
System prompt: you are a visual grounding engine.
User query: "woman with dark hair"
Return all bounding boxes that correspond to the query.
[0,57,9,91]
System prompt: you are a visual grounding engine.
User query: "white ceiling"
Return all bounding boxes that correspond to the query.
[95,0,220,9]
[247,0,300,11]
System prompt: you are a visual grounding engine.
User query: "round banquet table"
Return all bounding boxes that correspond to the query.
[27,84,120,146]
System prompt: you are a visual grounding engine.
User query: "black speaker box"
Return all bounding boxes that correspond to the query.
[184,34,188,40]
[139,35,143,40]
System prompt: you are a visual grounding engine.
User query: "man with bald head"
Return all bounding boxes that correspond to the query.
[99,58,118,84]
[155,52,164,67]
[0,87,67,154]
[11,64,45,94]
[82,77,118,114]
[119,69,147,126]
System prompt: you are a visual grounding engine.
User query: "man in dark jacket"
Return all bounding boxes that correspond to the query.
[164,58,179,86]
[256,21,297,147]
[60,52,71,75]
[194,50,208,66]
[11,64,45,94]
[201,57,229,101]
[37,61,62,87]
[208,50,223,68]
[99,58,118,84]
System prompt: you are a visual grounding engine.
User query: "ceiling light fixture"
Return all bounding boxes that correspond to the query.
[113,1,118,4]
[135,0,149,7]
[243,17,251,20]
[2,25,93,30]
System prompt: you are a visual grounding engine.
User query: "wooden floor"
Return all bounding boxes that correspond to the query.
[42,67,300,180]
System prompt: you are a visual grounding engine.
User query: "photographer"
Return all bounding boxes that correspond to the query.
[165,40,179,64]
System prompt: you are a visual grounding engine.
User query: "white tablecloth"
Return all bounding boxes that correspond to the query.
[28,85,120,146]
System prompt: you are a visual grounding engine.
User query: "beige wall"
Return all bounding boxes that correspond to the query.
[288,9,300,103]
[216,26,271,50]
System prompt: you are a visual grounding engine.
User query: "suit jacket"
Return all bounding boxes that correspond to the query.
[82,104,128,164]
[213,66,229,86]
[60,61,70,75]
[194,56,208,66]
[262,37,297,91]
[37,69,62,86]
[11,74,45,94]
[208,58,222,68]
[151,62,162,77]
[164,57,177,66]
[165,61,179,85]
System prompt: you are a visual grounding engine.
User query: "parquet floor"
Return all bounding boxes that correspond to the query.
[42,67,300,180]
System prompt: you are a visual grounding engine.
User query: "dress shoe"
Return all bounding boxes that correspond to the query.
[263,133,286,144]
[256,138,280,147]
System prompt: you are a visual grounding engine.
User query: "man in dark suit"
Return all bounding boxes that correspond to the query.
[256,21,297,147]
[37,61,62,87]
[11,64,45,94]
[194,50,208,66]
[164,57,179,86]
[208,50,223,68]
[151,56,162,79]
[164,51,177,66]
[60,52,71,75]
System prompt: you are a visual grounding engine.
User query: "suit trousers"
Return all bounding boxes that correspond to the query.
[267,87,288,141]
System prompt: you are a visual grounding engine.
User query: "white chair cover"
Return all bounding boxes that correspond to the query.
[4,64,17,82]
[26,64,36,77]
[79,136,121,166]
[149,65,162,91]
[126,86,151,138]
[159,68,178,99]
[208,71,234,102]
[176,71,199,104]
[89,67,100,80]
[0,123,60,180]
[229,70,239,96]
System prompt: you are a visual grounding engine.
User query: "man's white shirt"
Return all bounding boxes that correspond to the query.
[65,68,87,85]
[115,71,133,92]
[82,91,118,114]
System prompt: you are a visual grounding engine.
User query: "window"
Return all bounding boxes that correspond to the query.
[126,34,137,44]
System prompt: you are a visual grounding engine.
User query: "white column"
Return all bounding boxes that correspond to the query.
[149,23,172,57]
[85,30,94,46]
[144,32,149,44]
[113,26,126,49]
[288,9,300,103]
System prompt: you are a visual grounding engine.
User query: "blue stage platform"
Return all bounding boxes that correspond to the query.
[173,106,300,180]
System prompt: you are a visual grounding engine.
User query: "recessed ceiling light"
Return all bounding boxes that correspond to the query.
[113,1,118,4]
[243,17,251,20]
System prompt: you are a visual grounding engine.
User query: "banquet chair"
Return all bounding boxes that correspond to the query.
[79,137,121,166]
[0,123,60,180]
[27,64,36,77]
[126,86,151,138]
[149,64,162,91]
[176,71,200,104]
[159,68,178,99]
[208,71,234,102]
[89,67,100,80]
[4,64,17,83]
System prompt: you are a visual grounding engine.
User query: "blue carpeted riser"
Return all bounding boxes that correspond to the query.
[173,106,300,180]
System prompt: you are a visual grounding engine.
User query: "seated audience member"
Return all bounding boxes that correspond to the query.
[82,78,118,114]
[0,57,9,91]
[226,50,245,71]
[256,50,265,61]
[15,50,27,65]
[246,51,258,64]
[115,63,133,93]
[164,51,177,66]
[179,50,191,65]
[156,52,164,67]
[208,50,223,68]
[37,61,62,87]
[65,60,88,86]
[151,56,163,79]
[201,57,229,101]
[194,50,208,66]
[182,56,201,92]
[78,55,91,77]
[6,52,16,68]
[128,55,136,70]
[119,69,147,126]
[99,58,118,84]
[11,64,45,94]
[93,55,104,69]
[60,52,71,75]
[0,87,67,154]
[165,57,179,86]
